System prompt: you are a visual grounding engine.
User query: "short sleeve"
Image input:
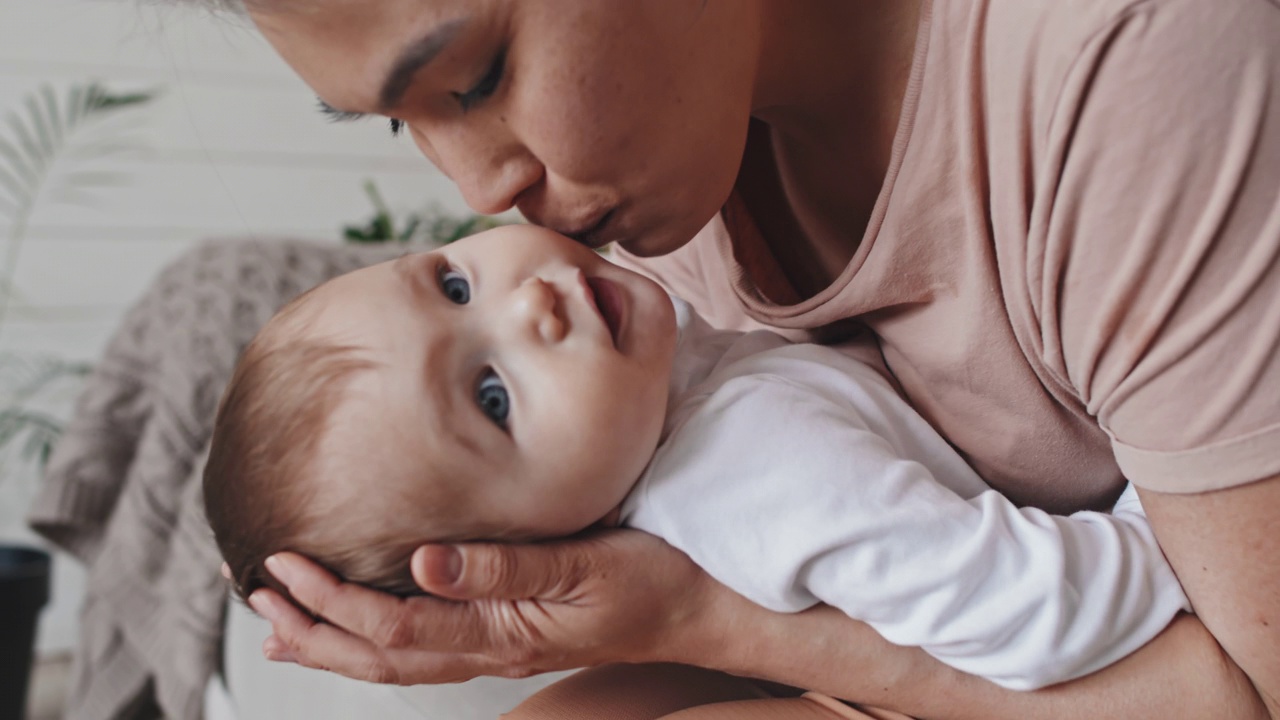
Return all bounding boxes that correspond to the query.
[1039,0,1280,493]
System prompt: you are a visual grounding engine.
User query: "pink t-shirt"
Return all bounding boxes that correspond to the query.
[615,0,1280,514]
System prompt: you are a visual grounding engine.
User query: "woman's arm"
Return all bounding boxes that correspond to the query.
[706,480,1280,719]
[1138,478,1280,718]
[696,480,1280,719]
[702,591,1269,720]
[252,508,1275,719]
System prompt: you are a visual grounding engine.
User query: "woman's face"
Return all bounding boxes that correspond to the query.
[250,0,762,257]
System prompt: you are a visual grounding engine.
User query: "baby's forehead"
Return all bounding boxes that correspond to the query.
[275,264,403,342]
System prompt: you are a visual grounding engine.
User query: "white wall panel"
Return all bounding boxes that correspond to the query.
[0,315,121,361]
[0,75,429,162]
[0,0,291,80]
[13,161,463,233]
[4,236,202,308]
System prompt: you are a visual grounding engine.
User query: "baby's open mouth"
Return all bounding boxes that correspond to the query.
[585,277,623,348]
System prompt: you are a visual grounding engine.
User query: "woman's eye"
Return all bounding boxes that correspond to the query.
[439,267,471,304]
[453,48,506,112]
[388,118,404,137]
[476,370,510,427]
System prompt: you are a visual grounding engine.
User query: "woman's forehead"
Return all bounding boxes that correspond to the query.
[250,0,486,107]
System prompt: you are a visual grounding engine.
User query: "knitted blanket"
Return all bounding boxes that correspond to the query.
[28,238,403,720]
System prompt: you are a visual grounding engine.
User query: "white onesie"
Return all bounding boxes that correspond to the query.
[621,298,1189,691]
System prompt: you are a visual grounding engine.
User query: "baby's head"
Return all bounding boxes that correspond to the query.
[204,225,678,600]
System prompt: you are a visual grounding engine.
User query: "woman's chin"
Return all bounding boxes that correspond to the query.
[615,226,698,258]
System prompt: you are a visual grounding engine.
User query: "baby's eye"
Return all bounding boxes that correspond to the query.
[476,370,509,428]
[439,267,471,304]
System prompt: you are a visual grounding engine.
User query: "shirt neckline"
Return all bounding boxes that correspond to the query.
[718,0,935,326]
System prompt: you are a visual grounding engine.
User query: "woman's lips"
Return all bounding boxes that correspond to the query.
[585,276,624,348]
[564,209,616,249]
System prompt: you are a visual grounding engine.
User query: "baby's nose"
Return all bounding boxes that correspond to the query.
[511,277,566,343]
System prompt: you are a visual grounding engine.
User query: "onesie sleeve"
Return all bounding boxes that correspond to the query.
[1036,0,1280,493]
[626,367,1188,690]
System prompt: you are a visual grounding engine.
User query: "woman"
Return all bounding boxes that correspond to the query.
[214,0,1280,717]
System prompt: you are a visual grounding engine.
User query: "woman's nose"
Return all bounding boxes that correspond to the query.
[508,277,566,344]
[458,154,543,215]
[412,121,543,216]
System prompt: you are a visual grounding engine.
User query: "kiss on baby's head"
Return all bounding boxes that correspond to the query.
[204,225,679,601]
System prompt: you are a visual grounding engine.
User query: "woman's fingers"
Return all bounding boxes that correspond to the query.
[262,551,499,653]
[249,586,487,684]
[412,537,595,601]
[261,634,297,663]
[248,588,380,674]
[264,553,402,633]
[249,531,716,684]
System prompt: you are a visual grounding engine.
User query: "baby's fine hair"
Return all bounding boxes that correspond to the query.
[203,290,423,604]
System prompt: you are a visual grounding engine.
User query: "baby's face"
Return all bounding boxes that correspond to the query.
[305,225,678,538]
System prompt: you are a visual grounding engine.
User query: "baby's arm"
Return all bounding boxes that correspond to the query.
[626,358,1188,691]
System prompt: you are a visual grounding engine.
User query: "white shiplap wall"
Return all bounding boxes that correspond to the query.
[0,0,468,652]
[1,0,469,361]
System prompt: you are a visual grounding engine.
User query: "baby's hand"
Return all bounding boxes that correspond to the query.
[248,529,721,684]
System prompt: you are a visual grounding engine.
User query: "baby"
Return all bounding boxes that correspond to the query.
[204,225,1187,691]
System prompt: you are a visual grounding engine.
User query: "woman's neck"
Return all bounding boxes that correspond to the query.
[753,0,920,148]
[745,0,924,298]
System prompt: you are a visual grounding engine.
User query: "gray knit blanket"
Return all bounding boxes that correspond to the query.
[28,238,403,720]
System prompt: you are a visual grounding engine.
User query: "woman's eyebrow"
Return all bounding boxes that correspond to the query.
[378,17,468,111]
[314,18,468,119]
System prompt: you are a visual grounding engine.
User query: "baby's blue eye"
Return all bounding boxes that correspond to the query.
[476,370,509,427]
[440,268,470,304]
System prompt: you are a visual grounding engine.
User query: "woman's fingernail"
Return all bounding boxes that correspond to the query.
[264,554,291,585]
[263,637,297,663]
[248,590,277,619]
[444,547,463,584]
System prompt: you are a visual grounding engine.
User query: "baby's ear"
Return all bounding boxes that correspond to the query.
[596,506,623,529]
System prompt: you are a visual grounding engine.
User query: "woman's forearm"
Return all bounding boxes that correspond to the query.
[671,586,1269,720]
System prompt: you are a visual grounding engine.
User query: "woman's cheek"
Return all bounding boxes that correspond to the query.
[521,74,655,178]
[408,125,446,174]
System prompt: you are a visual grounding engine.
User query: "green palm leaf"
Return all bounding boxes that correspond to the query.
[0,353,90,485]
[0,81,158,329]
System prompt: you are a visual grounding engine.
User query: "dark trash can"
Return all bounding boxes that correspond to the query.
[0,545,51,720]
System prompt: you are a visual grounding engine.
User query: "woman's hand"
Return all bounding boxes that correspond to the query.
[247,528,721,685]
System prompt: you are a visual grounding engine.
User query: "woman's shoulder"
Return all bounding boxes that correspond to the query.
[973,0,1271,48]
[958,0,1277,101]
[1018,0,1280,494]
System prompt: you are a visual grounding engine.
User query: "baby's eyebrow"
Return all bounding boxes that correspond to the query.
[393,254,432,304]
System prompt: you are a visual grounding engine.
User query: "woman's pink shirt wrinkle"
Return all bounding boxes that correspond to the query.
[615,0,1280,514]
